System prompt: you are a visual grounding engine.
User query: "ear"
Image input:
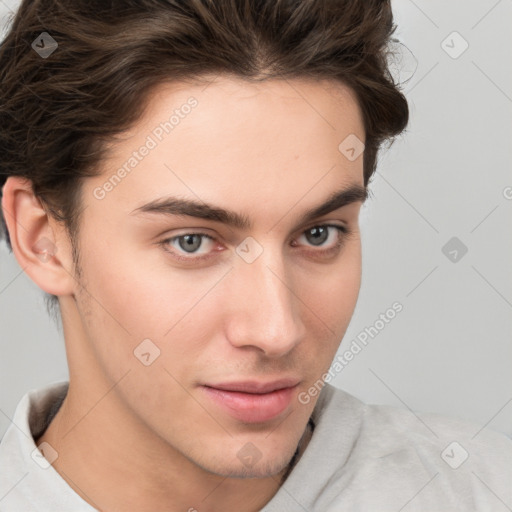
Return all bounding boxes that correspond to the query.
[1,176,76,297]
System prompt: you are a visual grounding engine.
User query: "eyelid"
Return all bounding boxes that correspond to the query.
[300,219,348,233]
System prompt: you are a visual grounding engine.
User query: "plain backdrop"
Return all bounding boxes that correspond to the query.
[1,0,511,441]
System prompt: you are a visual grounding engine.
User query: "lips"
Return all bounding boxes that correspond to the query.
[205,378,301,394]
[201,378,300,423]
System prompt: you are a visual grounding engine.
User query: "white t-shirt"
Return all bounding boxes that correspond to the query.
[1,380,511,511]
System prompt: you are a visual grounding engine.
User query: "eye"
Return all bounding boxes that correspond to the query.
[159,224,349,262]
[295,224,348,250]
[160,232,217,261]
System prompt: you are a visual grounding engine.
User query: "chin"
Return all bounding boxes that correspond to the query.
[194,448,295,480]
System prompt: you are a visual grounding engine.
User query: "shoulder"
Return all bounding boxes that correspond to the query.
[324,383,512,465]
[313,384,512,511]
[322,383,512,456]
[361,394,512,466]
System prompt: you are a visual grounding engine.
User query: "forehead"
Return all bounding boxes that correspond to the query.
[88,75,365,220]
[109,74,365,151]
[146,74,364,134]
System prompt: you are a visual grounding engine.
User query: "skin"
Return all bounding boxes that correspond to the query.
[2,76,366,512]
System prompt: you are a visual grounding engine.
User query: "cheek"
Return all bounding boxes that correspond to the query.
[309,241,361,323]
[299,242,362,364]
[80,250,167,332]
[77,224,178,331]
[71,235,168,374]
[74,236,223,364]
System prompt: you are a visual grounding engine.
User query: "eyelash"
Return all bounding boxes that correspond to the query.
[158,224,350,263]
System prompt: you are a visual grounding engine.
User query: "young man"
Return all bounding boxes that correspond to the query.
[0,0,510,511]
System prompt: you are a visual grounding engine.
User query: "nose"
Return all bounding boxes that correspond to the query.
[224,248,306,357]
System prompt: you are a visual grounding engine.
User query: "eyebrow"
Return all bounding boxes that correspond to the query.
[130,183,368,231]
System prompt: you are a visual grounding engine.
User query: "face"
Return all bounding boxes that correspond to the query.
[66,76,366,478]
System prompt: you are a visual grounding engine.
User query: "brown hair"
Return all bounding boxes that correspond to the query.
[0,0,409,316]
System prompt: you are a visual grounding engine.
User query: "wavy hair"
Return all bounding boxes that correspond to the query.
[0,0,409,316]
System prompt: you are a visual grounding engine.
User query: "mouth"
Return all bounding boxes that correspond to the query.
[201,378,300,424]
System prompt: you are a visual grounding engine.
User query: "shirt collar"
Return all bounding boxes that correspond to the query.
[0,380,97,511]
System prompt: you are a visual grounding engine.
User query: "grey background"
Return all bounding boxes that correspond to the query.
[1,0,511,441]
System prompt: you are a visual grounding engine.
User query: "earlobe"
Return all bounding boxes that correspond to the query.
[1,176,75,297]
